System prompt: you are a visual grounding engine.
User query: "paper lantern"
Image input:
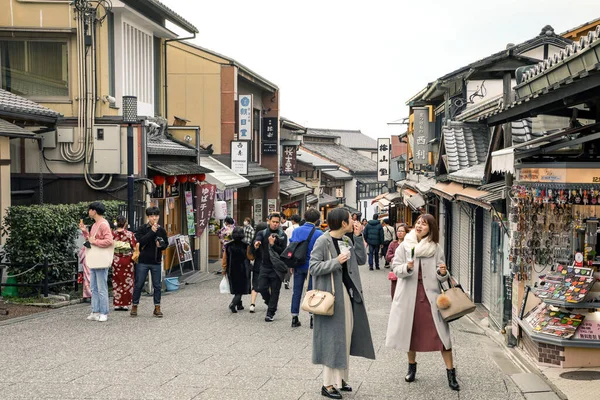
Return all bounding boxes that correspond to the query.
[188,175,197,183]
[214,200,228,220]
[197,173,206,182]
[166,175,177,185]
[177,175,188,183]
[152,175,165,186]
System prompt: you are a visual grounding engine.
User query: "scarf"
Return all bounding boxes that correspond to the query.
[402,230,437,258]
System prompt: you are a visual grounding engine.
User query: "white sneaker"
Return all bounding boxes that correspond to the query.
[249,304,256,313]
[86,313,100,321]
[98,314,108,322]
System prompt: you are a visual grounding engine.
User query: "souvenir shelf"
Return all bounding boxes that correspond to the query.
[520,265,600,347]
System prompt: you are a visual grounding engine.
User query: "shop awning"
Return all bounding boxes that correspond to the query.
[199,156,249,190]
[371,193,387,205]
[279,177,312,198]
[402,188,425,211]
[491,123,600,174]
[148,161,213,176]
[319,193,341,207]
[431,182,466,201]
[377,198,391,208]
[0,119,36,139]
[431,181,505,210]
[385,192,402,202]
[455,187,493,210]
[322,169,353,181]
[307,194,318,204]
[297,150,338,169]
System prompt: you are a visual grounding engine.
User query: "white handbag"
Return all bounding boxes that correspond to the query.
[85,244,114,269]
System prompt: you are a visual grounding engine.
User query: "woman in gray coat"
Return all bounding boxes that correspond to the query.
[309,208,376,399]
[385,214,460,391]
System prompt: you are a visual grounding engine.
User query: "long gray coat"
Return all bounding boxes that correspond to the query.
[310,233,376,369]
[385,241,452,352]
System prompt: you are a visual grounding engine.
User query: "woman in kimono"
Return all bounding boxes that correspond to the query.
[111,216,136,311]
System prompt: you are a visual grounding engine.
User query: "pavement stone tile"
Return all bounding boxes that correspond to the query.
[524,393,561,400]
[510,373,552,393]
[165,373,269,390]
[0,382,106,399]
[2,368,88,384]
[71,371,176,387]
[192,387,303,400]
[90,384,204,400]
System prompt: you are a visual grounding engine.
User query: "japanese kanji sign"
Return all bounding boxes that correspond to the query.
[262,117,278,142]
[377,138,390,183]
[195,184,216,237]
[238,94,253,140]
[281,146,297,175]
[230,140,248,175]
[253,199,263,223]
[413,107,432,166]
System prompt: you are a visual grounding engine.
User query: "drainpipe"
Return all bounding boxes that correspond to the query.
[164,33,197,120]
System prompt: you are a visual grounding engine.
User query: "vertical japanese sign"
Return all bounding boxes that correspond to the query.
[262,117,278,154]
[253,198,263,223]
[268,199,277,215]
[230,140,248,175]
[185,190,196,236]
[195,184,216,237]
[281,146,297,175]
[238,94,253,140]
[413,107,431,166]
[377,138,391,183]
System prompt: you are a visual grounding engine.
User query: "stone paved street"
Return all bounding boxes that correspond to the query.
[0,264,534,400]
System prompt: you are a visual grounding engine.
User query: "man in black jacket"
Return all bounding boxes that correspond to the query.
[132,206,168,318]
[253,212,287,322]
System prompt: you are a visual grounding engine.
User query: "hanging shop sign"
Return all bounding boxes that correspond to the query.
[413,107,433,166]
[231,140,249,175]
[377,138,390,183]
[262,142,278,154]
[196,184,216,237]
[253,198,263,223]
[281,146,297,175]
[185,190,196,236]
[238,94,253,140]
[166,182,180,198]
[511,185,600,205]
[151,183,165,199]
[517,168,600,185]
[268,199,277,215]
[262,117,279,142]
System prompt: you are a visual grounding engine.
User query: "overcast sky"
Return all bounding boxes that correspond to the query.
[162,0,600,140]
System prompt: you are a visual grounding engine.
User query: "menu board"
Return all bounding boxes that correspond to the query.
[535,266,595,303]
[525,303,585,339]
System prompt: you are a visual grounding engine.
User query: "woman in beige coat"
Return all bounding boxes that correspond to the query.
[385,214,460,391]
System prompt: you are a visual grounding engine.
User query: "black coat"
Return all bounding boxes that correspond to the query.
[224,241,251,295]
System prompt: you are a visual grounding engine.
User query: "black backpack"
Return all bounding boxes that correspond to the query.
[280,226,317,268]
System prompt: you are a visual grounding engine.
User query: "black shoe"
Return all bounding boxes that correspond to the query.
[237,302,244,310]
[340,380,352,392]
[384,263,390,269]
[369,266,374,271]
[291,316,301,327]
[310,315,314,329]
[265,314,274,322]
[284,281,290,289]
[321,386,342,399]
[405,362,417,382]
[447,368,460,391]
[229,303,237,313]
[376,266,381,270]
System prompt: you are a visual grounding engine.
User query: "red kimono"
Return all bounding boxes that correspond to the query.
[112,229,137,307]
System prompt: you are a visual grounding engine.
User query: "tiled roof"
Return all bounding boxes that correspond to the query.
[147,135,196,156]
[296,150,338,169]
[279,177,312,197]
[322,169,353,181]
[455,95,503,122]
[301,143,377,174]
[0,89,61,120]
[319,193,340,207]
[307,194,318,204]
[122,0,198,34]
[404,172,436,195]
[305,128,377,150]
[443,122,489,173]
[355,175,379,184]
[148,161,212,176]
[447,163,486,186]
[0,118,35,138]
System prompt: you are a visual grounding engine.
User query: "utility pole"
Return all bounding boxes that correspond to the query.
[122,96,138,229]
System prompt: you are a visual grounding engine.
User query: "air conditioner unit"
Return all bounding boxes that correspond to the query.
[92,125,121,174]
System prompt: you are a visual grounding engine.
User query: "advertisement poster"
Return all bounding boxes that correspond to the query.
[185,191,196,236]
[231,141,249,175]
[196,184,217,237]
[174,235,193,264]
[268,199,277,216]
[238,94,253,140]
[253,199,263,223]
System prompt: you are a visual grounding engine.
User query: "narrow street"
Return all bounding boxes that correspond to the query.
[0,264,531,400]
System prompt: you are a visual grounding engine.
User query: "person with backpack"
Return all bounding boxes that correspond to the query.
[381,219,396,268]
[253,213,288,322]
[363,214,384,270]
[285,208,323,328]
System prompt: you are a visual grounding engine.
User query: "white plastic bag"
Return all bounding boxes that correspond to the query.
[219,276,230,294]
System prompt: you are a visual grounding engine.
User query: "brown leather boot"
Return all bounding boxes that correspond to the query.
[130,305,138,317]
[153,305,163,318]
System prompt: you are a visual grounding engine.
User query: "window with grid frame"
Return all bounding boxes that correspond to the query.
[0,39,69,98]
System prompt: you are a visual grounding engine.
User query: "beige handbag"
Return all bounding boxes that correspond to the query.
[85,244,115,269]
[301,270,335,316]
[436,276,476,322]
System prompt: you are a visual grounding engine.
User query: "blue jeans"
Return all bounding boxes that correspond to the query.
[368,244,380,268]
[133,263,162,306]
[90,268,109,315]
[291,269,312,316]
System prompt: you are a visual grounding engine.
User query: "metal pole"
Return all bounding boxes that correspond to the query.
[127,123,135,229]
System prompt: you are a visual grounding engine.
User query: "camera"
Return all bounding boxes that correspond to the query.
[156,236,166,248]
[83,241,91,249]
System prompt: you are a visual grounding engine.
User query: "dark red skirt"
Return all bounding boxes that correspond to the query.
[409,266,444,352]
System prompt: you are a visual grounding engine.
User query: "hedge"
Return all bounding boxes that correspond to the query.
[1,201,124,294]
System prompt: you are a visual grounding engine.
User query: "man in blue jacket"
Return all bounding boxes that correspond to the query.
[363,213,384,270]
[289,208,323,328]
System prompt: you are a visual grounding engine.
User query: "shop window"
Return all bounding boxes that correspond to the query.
[0,39,69,98]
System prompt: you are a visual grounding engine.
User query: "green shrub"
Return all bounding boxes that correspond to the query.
[1,201,124,294]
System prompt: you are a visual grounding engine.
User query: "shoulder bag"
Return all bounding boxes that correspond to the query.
[436,276,476,322]
[85,221,115,269]
[301,241,336,316]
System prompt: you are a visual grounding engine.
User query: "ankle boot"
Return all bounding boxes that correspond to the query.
[153,305,163,318]
[236,302,244,310]
[446,368,460,391]
[130,305,138,317]
[405,363,417,382]
[229,302,237,313]
[291,316,301,327]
